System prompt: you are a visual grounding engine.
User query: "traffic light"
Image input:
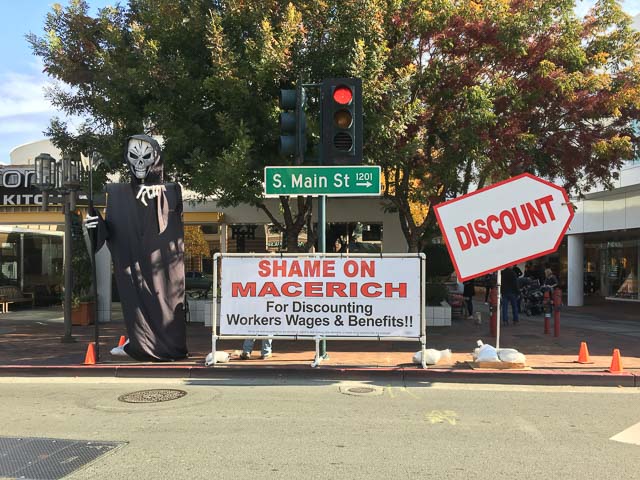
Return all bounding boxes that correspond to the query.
[279,83,306,163]
[321,78,362,165]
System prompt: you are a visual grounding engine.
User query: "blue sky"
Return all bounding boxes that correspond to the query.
[1,1,639,164]
[0,0,112,163]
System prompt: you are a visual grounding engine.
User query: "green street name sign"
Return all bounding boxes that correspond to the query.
[264,166,381,197]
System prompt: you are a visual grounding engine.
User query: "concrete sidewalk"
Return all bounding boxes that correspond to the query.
[0,299,638,386]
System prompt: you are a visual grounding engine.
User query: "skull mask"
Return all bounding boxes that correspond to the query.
[126,137,159,181]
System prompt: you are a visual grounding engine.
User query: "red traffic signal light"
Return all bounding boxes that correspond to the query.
[321,78,362,165]
[333,85,353,105]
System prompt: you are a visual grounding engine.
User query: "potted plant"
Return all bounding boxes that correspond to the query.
[70,214,95,326]
[71,290,95,326]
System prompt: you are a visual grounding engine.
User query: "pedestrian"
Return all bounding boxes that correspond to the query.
[463,279,475,319]
[543,268,558,290]
[501,267,519,325]
[484,272,496,303]
[239,338,272,360]
[524,263,535,278]
[512,264,523,278]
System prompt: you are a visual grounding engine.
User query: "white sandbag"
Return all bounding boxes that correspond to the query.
[497,349,526,364]
[412,348,452,365]
[474,340,499,362]
[472,339,484,359]
[110,339,130,357]
[496,348,518,356]
[205,351,230,366]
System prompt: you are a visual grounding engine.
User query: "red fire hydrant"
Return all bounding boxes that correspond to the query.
[553,287,561,337]
[490,287,498,337]
[543,289,551,334]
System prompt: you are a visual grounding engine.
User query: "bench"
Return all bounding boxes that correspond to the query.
[0,285,34,313]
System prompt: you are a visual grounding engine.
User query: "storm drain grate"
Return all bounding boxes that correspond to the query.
[0,436,125,480]
[118,388,187,403]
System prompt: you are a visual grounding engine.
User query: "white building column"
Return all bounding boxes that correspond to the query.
[96,245,112,323]
[567,234,584,307]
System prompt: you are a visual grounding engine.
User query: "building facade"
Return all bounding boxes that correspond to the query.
[565,161,640,306]
[1,140,407,317]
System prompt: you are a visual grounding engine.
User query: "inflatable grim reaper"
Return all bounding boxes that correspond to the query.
[85,135,188,361]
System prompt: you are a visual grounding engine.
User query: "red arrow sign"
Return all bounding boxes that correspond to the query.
[433,173,574,281]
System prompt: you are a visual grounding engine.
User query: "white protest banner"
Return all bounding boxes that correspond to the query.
[219,255,422,337]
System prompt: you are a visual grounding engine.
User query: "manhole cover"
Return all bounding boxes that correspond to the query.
[338,385,384,396]
[347,387,375,394]
[0,436,125,480]
[118,389,187,403]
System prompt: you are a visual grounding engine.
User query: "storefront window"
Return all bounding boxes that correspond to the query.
[265,225,308,252]
[328,222,382,253]
[603,240,639,300]
[229,224,267,253]
[264,222,383,253]
[0,229,63,305]
[585,238,639,300]
[0,235,18,285]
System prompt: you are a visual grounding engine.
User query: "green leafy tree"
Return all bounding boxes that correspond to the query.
[366,0,640,251]
[29,0,640,253]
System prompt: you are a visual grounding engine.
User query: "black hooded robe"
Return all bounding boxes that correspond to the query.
[103,183,187,361]
[94,136,188,361]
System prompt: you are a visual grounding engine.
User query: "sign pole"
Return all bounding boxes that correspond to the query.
[496,269,501,350]
[317,86,327,359]
[89,155,100,361]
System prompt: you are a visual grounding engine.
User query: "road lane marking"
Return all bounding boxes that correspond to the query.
[385,385,419,399]
[610,421,640,446]
[425,410,458,425]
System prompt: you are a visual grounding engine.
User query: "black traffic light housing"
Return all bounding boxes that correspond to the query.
[279,83,306,163]
[321,78,362,165]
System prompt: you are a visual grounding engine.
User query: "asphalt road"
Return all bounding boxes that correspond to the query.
[1,376,639,479]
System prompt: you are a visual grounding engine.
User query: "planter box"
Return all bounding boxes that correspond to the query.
[187,298,215,326]
[425,301,451,327]
[71,302,95,326]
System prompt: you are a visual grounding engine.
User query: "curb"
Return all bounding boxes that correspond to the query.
[0,365,636,387]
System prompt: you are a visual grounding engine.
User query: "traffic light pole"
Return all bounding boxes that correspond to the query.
[279,78,362,364]
[317,160,328,359]
[301,81,328,360]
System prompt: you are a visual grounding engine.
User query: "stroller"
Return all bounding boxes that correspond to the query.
[519,278,544,316]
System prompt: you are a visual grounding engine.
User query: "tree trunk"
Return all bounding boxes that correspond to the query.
[257,196,313,253]
[407,234,421,253]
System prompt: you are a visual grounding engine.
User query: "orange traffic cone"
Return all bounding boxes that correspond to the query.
[608,349,624,373]
[118,335,127,347]
[83,342,97,365]
[576,342,592,364]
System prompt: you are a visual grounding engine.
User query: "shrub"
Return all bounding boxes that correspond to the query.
[423,243,455,305]
[425,282,449,306]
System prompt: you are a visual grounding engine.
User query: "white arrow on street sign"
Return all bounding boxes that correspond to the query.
[433,173,574,281]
